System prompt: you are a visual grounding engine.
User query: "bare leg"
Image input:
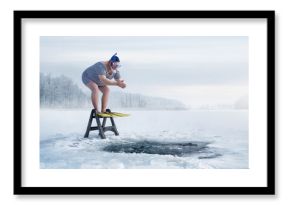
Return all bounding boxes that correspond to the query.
[85,81,100,112]
[98,86,110,112]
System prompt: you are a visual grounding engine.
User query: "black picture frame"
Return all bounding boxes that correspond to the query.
[14,10,275,195]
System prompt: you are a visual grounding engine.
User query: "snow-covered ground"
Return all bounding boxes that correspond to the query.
[40,109,248,169]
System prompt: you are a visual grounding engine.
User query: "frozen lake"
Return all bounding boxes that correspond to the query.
[40,109,248,169]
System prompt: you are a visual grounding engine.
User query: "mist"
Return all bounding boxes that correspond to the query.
[40,36,248,109]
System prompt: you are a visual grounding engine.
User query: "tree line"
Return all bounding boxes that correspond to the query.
[40,73,90,108]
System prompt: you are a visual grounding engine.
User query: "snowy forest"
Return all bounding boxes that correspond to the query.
[40,73,89,108]
[40,73,188,110]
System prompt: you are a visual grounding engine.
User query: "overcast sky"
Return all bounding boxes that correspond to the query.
[40,36,248,108]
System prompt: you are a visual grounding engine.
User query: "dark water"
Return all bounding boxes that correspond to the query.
[103,140,221,158]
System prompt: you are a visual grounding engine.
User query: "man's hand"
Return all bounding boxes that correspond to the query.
[117,79,126,88]
[98,75,126,88]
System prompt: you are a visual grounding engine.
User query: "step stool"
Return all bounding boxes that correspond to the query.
[84,108,119,139]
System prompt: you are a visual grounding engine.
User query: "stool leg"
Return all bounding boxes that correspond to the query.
[109,117,119,136]
[84,109,94,138]
[102,117,107,128]
[106,109,119,136]
[95,114,106,139]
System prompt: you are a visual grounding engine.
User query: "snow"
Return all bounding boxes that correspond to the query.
[40,109,248,169]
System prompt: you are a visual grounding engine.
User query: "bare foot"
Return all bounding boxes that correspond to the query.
[94,109,101,114]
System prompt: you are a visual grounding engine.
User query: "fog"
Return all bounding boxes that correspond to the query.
[40,36,248,108]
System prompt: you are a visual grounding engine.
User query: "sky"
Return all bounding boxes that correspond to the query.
[40,36,248,108]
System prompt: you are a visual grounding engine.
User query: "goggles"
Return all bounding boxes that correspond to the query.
[112,61,122,69]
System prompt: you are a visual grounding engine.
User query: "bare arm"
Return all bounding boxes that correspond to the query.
[115,78,126,88]
[115,78,124,83]
[98,75,118,86]
[98,75,126,88]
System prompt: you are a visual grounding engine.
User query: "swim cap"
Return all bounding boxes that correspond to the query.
[110,53,120,62]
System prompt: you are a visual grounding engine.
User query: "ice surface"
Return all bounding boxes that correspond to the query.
[40,109,248,169]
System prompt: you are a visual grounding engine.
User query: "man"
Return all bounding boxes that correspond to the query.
[82,53,126,113]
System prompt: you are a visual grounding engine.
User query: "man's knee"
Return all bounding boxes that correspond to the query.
[86,82,99,92]
[104,86,110,93]
[101,86,110,94]
[91,87,99,93]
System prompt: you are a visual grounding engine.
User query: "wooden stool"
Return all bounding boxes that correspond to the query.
[84,109,119,139]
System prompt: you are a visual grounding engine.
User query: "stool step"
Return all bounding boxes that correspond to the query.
[90,126,115,131]
[90,126,99,131]
[103,126,115,132]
